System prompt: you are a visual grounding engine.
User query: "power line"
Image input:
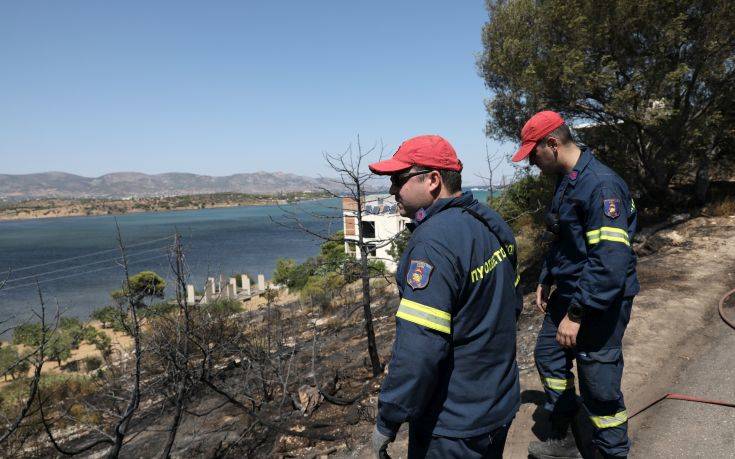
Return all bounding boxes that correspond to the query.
[3,246,169,284]
[6,235,175,273]
[0,253,170,294]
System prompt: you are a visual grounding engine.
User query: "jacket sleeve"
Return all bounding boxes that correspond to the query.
[538,242,557,286]
[573,184,633,310]
[376,241,457,437]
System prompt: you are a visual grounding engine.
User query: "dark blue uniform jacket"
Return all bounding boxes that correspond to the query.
[377,192,521,438]
[539,149,640,310]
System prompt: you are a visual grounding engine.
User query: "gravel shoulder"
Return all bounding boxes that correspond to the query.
[504,215,735,458]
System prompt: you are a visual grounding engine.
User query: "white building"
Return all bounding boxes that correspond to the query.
[342,194,410,272]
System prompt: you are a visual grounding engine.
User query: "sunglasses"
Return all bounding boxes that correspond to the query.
[390,169,433,188]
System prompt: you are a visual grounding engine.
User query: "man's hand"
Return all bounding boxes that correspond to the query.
[535,284,551,313]
[371,426,394,459]
[556,314,580,348]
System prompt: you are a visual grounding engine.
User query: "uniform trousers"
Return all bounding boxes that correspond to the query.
[534,293,633,456]
[407,422,511,459]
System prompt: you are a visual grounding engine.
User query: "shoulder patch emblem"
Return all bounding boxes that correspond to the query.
[604,198,621,219]
[407,260,433,290]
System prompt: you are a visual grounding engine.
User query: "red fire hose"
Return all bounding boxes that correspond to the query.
[628,288,735,419]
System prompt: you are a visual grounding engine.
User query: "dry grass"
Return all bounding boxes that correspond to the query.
[707,196,735,217]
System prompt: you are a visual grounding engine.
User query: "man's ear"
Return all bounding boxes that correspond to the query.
[428,170,442,194]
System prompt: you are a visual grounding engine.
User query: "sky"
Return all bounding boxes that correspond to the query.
[0,1,518,184]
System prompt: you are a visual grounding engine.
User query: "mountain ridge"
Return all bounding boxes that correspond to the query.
[0,171,350,200]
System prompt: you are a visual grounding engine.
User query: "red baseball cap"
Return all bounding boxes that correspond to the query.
[511,110,565,162]
[369,135,462,175]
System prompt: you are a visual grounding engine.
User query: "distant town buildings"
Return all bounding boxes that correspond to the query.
[342,194,410,272]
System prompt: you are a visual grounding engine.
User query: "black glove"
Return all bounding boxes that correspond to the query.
[371,425,394,459]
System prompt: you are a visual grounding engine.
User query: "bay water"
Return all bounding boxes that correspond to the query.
[0,199,343,335]
[0,190,491,337]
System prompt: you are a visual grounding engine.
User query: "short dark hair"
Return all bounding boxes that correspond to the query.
[547,123,573,145]
[416,167,462,194]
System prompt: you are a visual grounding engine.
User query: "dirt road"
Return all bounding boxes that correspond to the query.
[630,313,735,458]
[505,215,735,458]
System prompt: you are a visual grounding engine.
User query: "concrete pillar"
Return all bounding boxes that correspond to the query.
[241,275,251,296]
[229,278,237,298]
[205,277,217,300]
[257,274,266,291]
[226,283,237,299]
[218,274,226,293]
[186,284,195,305]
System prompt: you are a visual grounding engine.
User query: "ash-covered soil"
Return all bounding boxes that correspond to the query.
[44,216,735,459]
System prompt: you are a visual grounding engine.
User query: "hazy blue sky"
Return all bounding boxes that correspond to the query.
[0,1,518,183]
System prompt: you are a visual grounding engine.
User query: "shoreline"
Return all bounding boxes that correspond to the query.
[0,194,334,223]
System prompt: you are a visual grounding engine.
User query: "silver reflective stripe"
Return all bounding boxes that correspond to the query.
[586,226,630,246]
[396,298,451,334]
[590,410,628,428]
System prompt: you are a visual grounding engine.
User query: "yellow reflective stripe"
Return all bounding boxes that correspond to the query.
[514,273,520,286]
[586,227,630,246]
[397,298,451,334]
[542,377,575,391]
[590,410,628,429]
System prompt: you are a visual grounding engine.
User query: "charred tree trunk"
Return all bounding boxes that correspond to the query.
[695,145,719,206]
[355,185,382,377]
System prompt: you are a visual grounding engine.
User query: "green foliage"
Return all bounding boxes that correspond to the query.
[111,271,166,308]
[275,256,321,292]
[494,173,556,231]
[317,231,350,273]
[90,306,127,331]
[139,301,177,319]
[0,345,29,381]
[12,323,44,347]
[263,286,279,304]
[47,331,74,366]
[300,272,346,310]
[58,317,86,347]
[479,0,735,207]
[83,356,103,372]
[273,231,385,305]
[368,260,387,277]
[90,306,120,328]
[83,328,112,358]
[387,228,411,263]
[202,299,242,315]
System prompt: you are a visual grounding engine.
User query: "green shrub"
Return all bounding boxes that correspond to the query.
[83,356,102,372]
[12,323,44,347]
[47,331,74,366]
[140,301,177,319]
[90,306,123,329]
[203,299,242,315]
[0,345,29,381]
[493,173,555,232]
[368,260,387,277]
[300,273,346,310]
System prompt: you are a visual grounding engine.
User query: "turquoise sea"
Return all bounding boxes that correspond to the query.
[0,190,492,335]
[0,199,342,334]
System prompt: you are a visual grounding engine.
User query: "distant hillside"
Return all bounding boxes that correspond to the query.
[0,171,349,200]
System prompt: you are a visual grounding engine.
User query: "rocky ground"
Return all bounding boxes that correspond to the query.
[354,214,735,459]
[21,215,735,458]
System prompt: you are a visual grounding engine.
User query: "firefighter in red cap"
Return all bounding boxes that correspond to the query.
[513,111,639,459]
[368,135,522,458]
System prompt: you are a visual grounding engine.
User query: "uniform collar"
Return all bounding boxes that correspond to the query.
[566,148,593,184]
[411,191,474,227]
